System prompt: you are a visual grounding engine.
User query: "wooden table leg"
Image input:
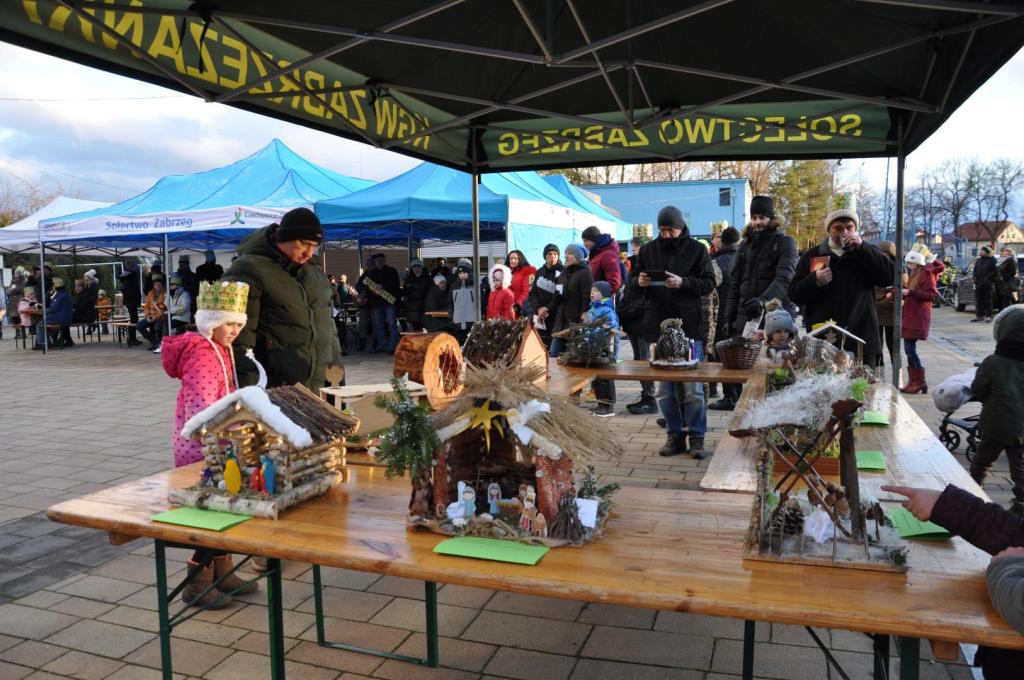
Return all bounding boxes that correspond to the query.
[266,557,286,680]
[898,636,920,680]
[154,541,174,680]
[742,620,755,680]
[872,634,889,679]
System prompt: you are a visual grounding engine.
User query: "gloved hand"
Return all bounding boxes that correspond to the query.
[740,298,763,319]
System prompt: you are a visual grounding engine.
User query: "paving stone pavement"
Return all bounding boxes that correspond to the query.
[0,309,1003,679]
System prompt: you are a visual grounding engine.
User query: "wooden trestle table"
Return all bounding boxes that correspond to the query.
[47,457,1022,680]
[552,359,1022,672]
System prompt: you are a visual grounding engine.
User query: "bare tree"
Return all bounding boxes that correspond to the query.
[934,159,975,244]
[0,174,65,227]
[986,158,1024,240]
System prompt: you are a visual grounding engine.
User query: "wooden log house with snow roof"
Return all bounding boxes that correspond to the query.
[168,384,359,519]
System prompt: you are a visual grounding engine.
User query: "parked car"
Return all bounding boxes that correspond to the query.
[953,255,1024,312]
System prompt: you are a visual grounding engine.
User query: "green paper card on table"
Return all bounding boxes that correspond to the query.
[856,450,887,471]
[860,410,890,427]
[151,507,253,532]
[886,506,951,540]
[433,537,549,565]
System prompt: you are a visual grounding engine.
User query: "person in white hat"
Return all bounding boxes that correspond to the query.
[789,208,896,367]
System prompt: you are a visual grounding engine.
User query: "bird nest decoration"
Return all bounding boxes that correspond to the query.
[169,385,358,519]
[650,318,699,370]
[554,318,615,367]
[731,375,908,573]
[374,364,621,547]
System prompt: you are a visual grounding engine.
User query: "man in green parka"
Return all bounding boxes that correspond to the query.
[225,207,341,391]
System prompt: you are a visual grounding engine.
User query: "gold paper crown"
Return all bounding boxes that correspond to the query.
[198,280,249,314]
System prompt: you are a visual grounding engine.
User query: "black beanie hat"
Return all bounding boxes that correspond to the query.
[275,207,323,244]
[543,243,559,257]
[581,226,602,242]
[721,226,740,245]
[657,206,686,230]
[750,195,775,219]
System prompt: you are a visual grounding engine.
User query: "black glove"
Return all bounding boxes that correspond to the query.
[740,298,763,318]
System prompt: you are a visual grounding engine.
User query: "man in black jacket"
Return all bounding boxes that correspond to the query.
[527,243,562,347]
[973,245,997,322]
[635,206,717,458]
[366,253,402,353]
[789,209,896,365]
[707,226,739,401]
[713,196,798,411]
[402,258,432,331]
[119,261,142,347]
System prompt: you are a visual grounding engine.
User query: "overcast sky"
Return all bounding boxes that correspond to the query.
[1,41,1022,206]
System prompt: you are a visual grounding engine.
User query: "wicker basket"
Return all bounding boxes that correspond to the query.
[715,338,762,369]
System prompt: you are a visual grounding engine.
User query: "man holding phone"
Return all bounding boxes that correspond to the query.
[634,206,717,458]
[789,208,895,366]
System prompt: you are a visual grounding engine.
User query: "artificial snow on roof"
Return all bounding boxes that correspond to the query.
[181,386,313,448]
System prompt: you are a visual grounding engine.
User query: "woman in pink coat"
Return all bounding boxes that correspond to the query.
[160,280,259,608]
[900,248,944,394]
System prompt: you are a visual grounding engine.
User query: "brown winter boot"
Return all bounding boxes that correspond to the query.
[212,555,260,595]
[182,560,233,609]
[900,367,928,394]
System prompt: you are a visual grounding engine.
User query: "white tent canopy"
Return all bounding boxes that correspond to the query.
[0,196,112,251]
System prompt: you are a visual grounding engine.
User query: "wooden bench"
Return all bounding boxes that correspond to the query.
[110,321,136,348]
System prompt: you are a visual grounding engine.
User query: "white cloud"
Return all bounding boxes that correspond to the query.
[0,43,419,202]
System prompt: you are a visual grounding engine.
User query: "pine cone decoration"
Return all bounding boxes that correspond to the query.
[655,319,690,361]
[770,500,805,535]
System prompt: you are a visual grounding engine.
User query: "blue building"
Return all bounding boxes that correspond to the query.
[581,179,752,241]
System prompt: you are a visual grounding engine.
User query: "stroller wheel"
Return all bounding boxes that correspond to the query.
[939,429,960,452]
[965,443,976,463]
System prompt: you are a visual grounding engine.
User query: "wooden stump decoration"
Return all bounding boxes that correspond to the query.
[393,332,464,409]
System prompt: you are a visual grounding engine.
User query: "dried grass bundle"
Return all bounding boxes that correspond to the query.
[432,363,620,464]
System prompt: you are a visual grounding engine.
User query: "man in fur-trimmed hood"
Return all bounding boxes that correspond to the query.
[713,195,798,410]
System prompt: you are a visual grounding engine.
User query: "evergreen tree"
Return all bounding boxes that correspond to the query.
[374,376,442,517]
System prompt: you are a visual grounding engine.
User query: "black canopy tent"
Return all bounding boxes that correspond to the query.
[3,0,1023,374]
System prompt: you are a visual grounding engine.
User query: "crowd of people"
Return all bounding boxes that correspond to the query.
[4,204,1023,674]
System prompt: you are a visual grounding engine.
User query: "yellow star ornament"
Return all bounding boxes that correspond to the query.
[452,399,510,451]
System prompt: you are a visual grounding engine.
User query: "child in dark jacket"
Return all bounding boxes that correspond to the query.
[585,281,619,417]
[968,305,1024,516]
[883,483,1024,680]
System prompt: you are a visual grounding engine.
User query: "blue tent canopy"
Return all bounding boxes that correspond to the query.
[37,139,374,249]
[542,175,633,242]
[315,162,508,244]
[316,163,625,265]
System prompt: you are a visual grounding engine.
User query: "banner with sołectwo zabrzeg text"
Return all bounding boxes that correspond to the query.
[37,206,289,243]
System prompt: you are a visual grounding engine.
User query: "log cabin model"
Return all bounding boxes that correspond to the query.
[169,384,359,519]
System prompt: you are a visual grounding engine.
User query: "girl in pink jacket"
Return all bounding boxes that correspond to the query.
[161,281,251,467]
[160,280,260,608]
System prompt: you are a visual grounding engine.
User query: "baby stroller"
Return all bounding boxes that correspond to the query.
[933,367,982,462]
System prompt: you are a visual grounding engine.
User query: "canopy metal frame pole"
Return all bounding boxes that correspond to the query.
[214,0,468,104]
[892,118,907,389]
[164,233,172,344]
[39,241,48,353]
[472,176,481,323]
